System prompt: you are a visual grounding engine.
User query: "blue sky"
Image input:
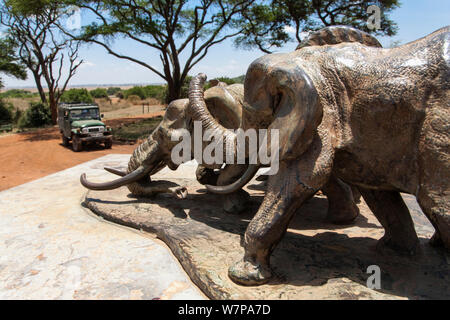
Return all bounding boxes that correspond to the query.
[3,0,450,88]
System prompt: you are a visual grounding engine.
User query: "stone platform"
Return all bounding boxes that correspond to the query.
[85,171,450,300]
[0,155,205,299]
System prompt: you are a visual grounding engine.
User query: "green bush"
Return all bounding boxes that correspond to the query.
[143,85,167,101]
[18,102,52,128]
[115,91,124,99]
[90,88,109,99]
[0,89,38,99]
[60,88,94,104]
[127,94,141,104]
[123,85,166,101]
[0,100,14,123]
[107,87,122,95]
[123,86,147,100]
[12,108,22,124]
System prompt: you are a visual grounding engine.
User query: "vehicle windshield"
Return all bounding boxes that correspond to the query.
[70,108,99,121]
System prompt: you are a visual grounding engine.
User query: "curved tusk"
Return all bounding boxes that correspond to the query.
[206,165,259,194]
[80,166,148,190]
[104,167,127,177]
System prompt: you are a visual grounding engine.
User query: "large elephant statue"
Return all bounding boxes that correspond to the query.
[188,26,450,285]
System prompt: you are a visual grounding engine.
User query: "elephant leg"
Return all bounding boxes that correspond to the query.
[351,185,362,203]
[322,175,359,224]
[359,188,420,255]
[228,136,332,285]
[416,186,450,250]
[217,164,250,214]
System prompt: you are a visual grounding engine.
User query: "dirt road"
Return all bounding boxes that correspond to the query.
[0,112,164,191]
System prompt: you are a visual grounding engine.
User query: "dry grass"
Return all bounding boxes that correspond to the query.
[102,103,165,119]
[95,97,132,113]
[5,97,41,111]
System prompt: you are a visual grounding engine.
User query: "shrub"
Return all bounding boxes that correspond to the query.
[107,87,122,95]
[12,108,22,124]
[90,88,108,99]
[123,85,166,102]
[124,86,147,100]
[18,102,52,128]
[115,91,124,99]
[0,89,38,99]
[143,85,166,101]
[127,94,142,105]
[60,88,94,104]
[0,100,14,123]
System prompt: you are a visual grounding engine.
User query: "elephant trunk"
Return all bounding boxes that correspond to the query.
[80,132,166,194]
[188,73,238,162]
[188,74,259,194]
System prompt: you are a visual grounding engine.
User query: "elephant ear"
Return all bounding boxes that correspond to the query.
[267,66,322,162]
[204,84,243,129]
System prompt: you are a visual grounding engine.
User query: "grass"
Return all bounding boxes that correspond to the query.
[113,116,163,141]
[5,96,41,111]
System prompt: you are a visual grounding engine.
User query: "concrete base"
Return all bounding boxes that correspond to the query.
[0,155,205,300]
[85,164,450,300]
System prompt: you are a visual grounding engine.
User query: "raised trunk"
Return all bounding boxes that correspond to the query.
[188,73,238,162]
[188,74,259,194]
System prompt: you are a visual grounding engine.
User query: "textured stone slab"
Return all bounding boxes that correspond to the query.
[0,155,205,300]
[85,177,450,300]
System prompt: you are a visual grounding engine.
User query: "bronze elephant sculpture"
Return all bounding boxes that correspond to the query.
[80,83,250,207]
[189,26,450,285]
[81,80,359,222]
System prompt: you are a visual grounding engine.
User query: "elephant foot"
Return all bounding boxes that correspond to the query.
[376,234,420,256]
[228,258,272,286]
[325,202,359,225]
[223,190,250,214]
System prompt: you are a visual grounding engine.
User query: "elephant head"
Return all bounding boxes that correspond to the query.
[80,82,244,197]
[188,55,321,194]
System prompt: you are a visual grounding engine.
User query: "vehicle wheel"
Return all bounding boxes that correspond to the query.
[72,136,82,152]
[62,135,69,147]
[104,140,112,149]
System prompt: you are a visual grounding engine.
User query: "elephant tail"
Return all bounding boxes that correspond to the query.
[296,26,382,50]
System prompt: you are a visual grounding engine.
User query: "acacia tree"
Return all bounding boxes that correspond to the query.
[0,37,27,87]
[235,0,400,53]
[0,0,83,124]
[64,0,256,102]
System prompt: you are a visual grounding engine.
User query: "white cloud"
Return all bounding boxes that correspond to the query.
[284,25,297,34]
[78,60,95,69]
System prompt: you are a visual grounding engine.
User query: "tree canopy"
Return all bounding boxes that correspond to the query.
[235,0,400,53]
[0,37,27,87]
[1,0,83,123]
[64,0,258,101]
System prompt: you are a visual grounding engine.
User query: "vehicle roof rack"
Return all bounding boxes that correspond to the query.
[58,103,99,109]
